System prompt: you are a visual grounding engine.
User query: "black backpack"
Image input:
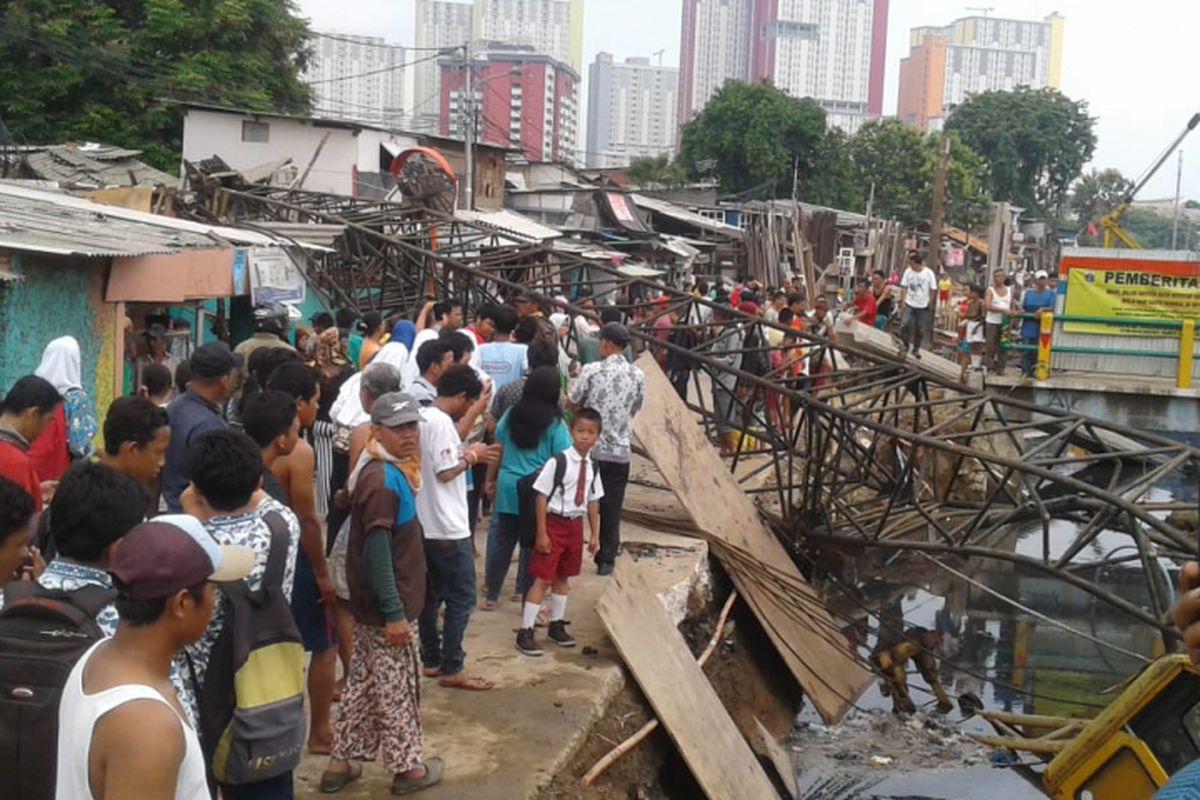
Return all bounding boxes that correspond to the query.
[189,511,305,786]
[0,582,116,800]
[515,453,600,547]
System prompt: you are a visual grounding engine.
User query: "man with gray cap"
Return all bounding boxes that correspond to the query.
[162,341,242,512]
[321,391,443,795]
[567,322,645,575]
[55,515,254,800]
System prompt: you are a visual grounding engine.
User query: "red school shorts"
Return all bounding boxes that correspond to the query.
[529,514,584,582]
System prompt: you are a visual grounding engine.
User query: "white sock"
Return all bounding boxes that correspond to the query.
[549,593,568,621]
[970,354,982,368]
[522,601,540,630]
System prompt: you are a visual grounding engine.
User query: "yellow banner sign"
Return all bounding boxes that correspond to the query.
[1062,263,1200,336]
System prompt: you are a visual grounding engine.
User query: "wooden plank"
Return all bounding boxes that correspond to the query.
[596,568,779,800]
[754,717,798,800]
[630,353,869,722]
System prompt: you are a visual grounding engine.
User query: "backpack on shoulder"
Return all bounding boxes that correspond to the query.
[0,582,115,800]
[190,511,305,786]
[515,453,599,547]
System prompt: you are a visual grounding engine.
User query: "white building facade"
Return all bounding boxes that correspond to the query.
[304,33,407,128]
[585,53,678,168]
[413,0,475,131]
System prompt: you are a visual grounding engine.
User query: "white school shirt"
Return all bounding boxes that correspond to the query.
[57,641,209,800]
[900,267,938,309]
[415,405,471,540]
[532,446,605,519]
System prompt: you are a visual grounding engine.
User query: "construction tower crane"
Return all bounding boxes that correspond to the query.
[1101,112,1200,248]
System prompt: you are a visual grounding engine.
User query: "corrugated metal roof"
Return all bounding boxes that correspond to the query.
[454,208,561,243]
[0,182,283,257]
[13,144,178,189]
[630,194,744,239]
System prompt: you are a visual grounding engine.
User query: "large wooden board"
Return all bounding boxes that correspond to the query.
[631,353,869,722]
[597,568,779,800]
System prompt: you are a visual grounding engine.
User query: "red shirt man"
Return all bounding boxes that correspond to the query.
[850,281,878,326]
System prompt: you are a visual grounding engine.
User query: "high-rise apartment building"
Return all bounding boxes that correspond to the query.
[413,1,475,130]
[585,53,678,168]
[414,0,583,131]
[898,13,1064,133]
[304,32,407,127]
[440,44,579,164]
[678,0,888,133]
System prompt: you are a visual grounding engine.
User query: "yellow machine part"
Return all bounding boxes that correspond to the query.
[1044,655,1199,799]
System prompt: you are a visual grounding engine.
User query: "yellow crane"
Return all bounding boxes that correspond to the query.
[1100,112,1200,248]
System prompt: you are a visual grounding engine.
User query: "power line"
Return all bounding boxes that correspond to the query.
[307,50,447,86]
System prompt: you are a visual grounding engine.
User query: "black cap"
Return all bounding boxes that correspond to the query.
[600,322,630,347]
[190,342,242,379]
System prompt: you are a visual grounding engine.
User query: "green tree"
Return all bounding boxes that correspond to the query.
[1069,168,1134,226]
[626,155,686,189]
[843,119,988,228]
[803,128,863,211]
[677,81,826,195]
[945,87,1096,217]
[0,0,314,170]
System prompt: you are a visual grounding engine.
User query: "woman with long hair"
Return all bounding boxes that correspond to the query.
[482,366,571,609]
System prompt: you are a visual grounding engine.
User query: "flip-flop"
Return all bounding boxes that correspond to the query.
[438,673,494,691]
[480,599,499,611]
[319,761,362,793]
[421,666,442,678]
[392,757,445,795]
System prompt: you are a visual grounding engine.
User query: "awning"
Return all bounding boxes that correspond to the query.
[107,249,235,302]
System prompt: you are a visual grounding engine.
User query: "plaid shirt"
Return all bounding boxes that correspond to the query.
[568,354,645,463]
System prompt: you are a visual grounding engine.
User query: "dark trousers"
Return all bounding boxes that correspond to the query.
[1021,335,1039,375]
[984,322,1007,374]
[418,537,476,676]
[220,773,294,800]
[670,369,690,401]
[595,460,630,567]
[483,512,532,601]
[899,306,932,352]
[465,463,488,540]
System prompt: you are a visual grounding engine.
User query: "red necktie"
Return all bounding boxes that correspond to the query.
[574,458,587,506]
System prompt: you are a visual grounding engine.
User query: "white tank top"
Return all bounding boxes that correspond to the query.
[985,285,1011,324]
[56,640,210,800]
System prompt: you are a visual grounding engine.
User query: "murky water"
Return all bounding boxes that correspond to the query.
[791,461,1198,798]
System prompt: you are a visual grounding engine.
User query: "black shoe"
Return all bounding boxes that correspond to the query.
[596,562,614,576]
[547,620,576,647]
[516,627,543,656]
[912,351,922,360]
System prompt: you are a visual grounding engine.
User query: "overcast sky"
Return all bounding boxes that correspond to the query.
[296,0,1200,203]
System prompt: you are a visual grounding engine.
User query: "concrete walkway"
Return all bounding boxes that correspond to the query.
[295,520,708,799]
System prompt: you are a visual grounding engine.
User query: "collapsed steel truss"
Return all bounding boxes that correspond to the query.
[199,188,1200,637]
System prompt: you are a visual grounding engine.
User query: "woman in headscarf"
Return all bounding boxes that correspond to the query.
[548,312,573,377]
[28,336,96,480]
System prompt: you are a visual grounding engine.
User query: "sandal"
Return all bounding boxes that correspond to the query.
[319,761,362,794]
[438,672,494,691]
[480,598,499,611]
[421,666,442,678]
[392,757,444,795]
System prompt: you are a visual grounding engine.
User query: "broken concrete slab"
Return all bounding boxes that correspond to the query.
[597,566,779,800]
[631,354,870,723]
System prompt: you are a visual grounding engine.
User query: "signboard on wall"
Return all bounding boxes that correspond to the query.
[247,247,305,305]
[1061,250,1200,336]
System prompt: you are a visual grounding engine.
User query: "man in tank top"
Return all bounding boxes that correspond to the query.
[983,269,1013,375]
[55,516,253,800]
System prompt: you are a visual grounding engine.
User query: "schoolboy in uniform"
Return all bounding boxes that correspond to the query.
[516,409,604,656]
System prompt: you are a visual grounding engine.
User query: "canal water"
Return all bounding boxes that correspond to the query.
[790,460,1198,799]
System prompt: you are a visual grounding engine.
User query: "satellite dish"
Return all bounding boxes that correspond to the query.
[389,147,458,214]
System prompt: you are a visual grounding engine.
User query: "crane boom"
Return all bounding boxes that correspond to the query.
[1102,112,1200,248]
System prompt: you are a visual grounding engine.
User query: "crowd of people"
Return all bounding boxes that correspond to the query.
[0,292,645,799]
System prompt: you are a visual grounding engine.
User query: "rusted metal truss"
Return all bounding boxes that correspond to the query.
[199,188,1200,636]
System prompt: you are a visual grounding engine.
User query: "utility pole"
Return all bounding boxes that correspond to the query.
[463,40,475,211]
[928,135,951,271]
[1172,150,1184,250]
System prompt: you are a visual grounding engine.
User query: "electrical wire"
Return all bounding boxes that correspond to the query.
[306,50,446,85]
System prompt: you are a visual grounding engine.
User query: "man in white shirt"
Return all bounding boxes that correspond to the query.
[898,253,939,359]
[415,365,498,690]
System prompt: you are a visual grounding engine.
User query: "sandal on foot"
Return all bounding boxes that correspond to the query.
[421,666,442,678]
[438,672,494,691]
[319,761,362,793]
[392,757,445,795]
[480,598,499,611]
